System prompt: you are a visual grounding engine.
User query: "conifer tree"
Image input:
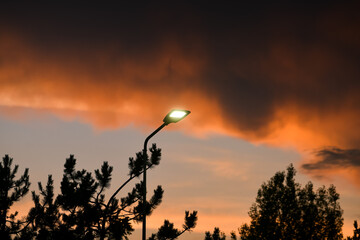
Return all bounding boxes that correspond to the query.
[0,155,30,239]
[149,210,198,240]
[205,227,226,240]
[16,144,197,239]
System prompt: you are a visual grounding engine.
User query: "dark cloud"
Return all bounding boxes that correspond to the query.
[302,147,360,170]
[1,2,360,147]
[206,4,360,129]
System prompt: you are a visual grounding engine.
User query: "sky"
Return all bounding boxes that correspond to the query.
[1,2,360,238]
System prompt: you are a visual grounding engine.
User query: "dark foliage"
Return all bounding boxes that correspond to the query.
[2,144,197,239]
[19,145,164,240]
[149,210,198,240]
[238,164,344,240]
[346,220,360,240]
[205,227,226,240]
[0,155,30,239]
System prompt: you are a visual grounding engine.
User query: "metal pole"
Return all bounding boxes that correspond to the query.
[142,123,167,240]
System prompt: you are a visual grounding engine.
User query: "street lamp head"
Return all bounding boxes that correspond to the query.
[163,109,191,125]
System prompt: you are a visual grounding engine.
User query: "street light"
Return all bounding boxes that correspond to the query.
[142,109,190,240]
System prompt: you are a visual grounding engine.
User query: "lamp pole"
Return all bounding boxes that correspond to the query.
[142,110,190,240]
[142,123,166,240]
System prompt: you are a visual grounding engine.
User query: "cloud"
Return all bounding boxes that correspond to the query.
[1,3,360,185]
[301,147,360,187]
[302,147,360,170]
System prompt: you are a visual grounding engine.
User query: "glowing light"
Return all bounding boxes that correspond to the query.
[169,110,187,118]
[163,109,191,124]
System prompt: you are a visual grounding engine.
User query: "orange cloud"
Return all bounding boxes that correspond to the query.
[1,3,360,188]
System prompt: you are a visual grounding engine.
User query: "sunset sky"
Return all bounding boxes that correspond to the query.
[1,2,360,238]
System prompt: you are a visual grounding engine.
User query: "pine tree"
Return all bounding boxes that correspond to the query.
[21,145,163,239]
[16,144,197,239]
[0,155,30,239]
[205,227,226,240]
[149,210,198,240]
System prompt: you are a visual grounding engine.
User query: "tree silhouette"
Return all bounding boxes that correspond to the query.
[238,164,344,240]
[0,155,30,240]
[205,227,226,240]
[11,144,197,239]
[148,210,198,240]
[18,145,163,239]
[346,220,360,240]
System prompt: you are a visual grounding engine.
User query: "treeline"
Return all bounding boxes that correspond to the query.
[0,146,197,240]
[1,152,359,240]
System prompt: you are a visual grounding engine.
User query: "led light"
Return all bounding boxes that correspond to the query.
[169,110,187,118]
[163,109,190,124]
